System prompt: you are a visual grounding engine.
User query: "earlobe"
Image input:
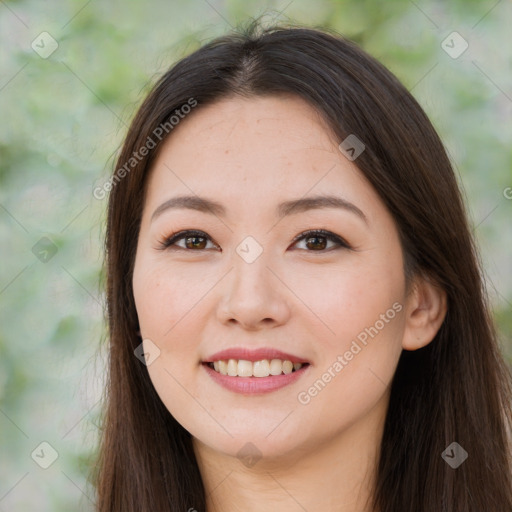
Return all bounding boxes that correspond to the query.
[402,276,448,351]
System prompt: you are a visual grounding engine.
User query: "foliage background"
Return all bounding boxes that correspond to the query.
[0,0,511,509]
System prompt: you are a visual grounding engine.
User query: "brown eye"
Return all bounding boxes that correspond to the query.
[292,229,350,252]
[184,235,208,250]
[159,229,350,253]
[159,230,217,251]
[304,234,328,250]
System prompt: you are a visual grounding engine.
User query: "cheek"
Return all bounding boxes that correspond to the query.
[291,251,405,409]
[290,253,405,351]
[133,258,208,431]
[133,256,208,341]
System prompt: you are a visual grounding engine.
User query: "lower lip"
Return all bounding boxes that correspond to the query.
[202,363,310,394]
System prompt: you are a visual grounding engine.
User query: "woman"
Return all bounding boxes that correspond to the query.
[92,20,512,511]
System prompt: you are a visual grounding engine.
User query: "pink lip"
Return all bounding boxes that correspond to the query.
[204,347,309,364]
[202,363,310,394]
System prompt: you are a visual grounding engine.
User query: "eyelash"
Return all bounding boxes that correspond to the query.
[157,229,351,253]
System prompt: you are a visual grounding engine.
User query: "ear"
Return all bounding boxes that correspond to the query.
[402,275,447,351]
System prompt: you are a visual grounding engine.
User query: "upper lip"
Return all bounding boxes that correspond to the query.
[204,347,309,364]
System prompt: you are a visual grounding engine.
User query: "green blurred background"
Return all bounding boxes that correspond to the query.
[1,0,511,509]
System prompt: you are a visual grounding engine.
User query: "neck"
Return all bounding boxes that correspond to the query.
[192,395,388,512]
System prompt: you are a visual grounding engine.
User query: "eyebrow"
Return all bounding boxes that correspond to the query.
[151,194,368,224]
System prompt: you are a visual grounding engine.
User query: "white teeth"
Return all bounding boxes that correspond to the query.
[227,359,238,376]
[253,359,270,377]
[282,360,293,375]
[218,360,228,375]
[209,358,305,377]
[269,359,283,375]
[237,359,253,377]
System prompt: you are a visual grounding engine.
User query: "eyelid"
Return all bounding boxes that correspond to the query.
[158,230,217,250]
[157,228,352,252]
[290,229,351,250]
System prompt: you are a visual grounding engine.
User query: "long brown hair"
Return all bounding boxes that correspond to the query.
[91,20,512,511]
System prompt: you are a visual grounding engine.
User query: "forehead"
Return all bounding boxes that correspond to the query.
[175,94,333,144]
[143,95,380,222]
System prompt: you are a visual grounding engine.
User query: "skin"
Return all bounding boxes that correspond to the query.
[132,95,447,512]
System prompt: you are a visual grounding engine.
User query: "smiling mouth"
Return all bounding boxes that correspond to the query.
[205,358,309,377]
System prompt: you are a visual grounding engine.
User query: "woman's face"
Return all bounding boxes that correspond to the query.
[133,94,409,462]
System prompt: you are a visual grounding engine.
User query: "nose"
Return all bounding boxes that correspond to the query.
[216,251,291,330]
